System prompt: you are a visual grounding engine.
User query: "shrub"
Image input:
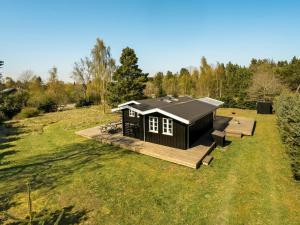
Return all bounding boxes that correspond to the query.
[15,107,40,119]
[75,99,93,108]
[274,92,300,180]
[0,90,29,119]
[0,111,7,123]
[220,96,256,109]
[37,99,57,112]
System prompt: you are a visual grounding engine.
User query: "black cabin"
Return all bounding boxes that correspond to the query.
[114,96,223,150]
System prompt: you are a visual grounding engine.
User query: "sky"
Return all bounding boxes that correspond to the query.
[1,0,300,81]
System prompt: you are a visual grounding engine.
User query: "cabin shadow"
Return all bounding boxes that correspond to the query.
[213,116,233,131]
[0,139,133,213]
[189,116,233,149]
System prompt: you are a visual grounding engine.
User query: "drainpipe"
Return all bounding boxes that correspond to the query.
[143,116,146,141]
[187,125,190,149]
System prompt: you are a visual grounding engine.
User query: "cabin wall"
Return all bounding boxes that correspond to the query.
[144,112,187,149]
[122,109,144,140]
[122,109,213,150]
[189,112,213,147]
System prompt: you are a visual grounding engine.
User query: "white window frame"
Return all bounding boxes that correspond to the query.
[162,118,173,136]
[129,109,135,117]
[149,116,158,133]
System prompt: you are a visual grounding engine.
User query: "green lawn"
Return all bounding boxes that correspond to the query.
[0,106,299,225]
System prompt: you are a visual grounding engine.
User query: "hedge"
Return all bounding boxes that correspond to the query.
[274,92,300,180]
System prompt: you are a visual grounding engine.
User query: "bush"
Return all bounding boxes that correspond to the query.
[75,99,93,108]
[15,107,40,119]
[38,99,57,113]
[0,111,7,123]
[220,96,256,109]
[0,90,29,119]
[274,92,300,180]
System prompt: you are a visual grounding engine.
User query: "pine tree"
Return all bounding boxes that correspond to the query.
[107,47,148,107]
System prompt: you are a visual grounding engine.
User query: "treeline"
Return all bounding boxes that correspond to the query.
[0,38,116,121]
[0,67,76,121]
[146,57,300,108]
[1,37,300,122]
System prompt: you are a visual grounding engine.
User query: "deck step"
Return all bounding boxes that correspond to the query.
[202,155,213,166]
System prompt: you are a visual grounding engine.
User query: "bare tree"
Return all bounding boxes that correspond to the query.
[248,66,284,101]
[72,57,92,100]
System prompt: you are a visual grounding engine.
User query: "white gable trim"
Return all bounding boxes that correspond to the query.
[118,100,140,107]
[111,100,141,112]
[122,105,190,124]
[198,97,224,107]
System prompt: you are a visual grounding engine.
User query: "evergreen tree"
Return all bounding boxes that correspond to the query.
[107,47,148,107]
[0,60,3,81]
[277,56,300,92]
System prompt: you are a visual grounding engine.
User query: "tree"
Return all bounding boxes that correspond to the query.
[19,70,34,84]
[90,38,116,112]
[247,63,284,101]
[4,77,16,88]
[190,69,199,97]
[220,62,253,108]
[46,67,68,109]
[107,47,148,107]
[178,68,192,95]
[153,72,166,97]
[72,57,92,100]
[0,60,3,83]
[163,71,178,97]
[199,57,214,97]
[277,56,300,92]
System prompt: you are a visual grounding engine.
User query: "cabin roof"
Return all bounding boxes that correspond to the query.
[114,96,224,125]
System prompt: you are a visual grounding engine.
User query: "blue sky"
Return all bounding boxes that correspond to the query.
[1,0,300,81]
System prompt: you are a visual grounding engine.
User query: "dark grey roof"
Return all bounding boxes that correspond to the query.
[0,88,17,95]
[130,96,218,124]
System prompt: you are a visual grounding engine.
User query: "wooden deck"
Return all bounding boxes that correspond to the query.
[76,127,215,169]
[214,116,255,137]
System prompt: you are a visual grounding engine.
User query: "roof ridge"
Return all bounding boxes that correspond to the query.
[159,99,196,109]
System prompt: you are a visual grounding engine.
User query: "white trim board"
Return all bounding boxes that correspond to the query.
[198,97,224,107]
[118,100,140,107]
[121,105,190,124]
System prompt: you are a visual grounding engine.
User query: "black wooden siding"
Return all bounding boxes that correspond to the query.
[122,109,144,140]
[144,112,187,149]
[122,109,213,150]
[188,112,213,147]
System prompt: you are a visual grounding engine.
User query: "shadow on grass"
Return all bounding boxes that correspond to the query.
[4,205,88,225]
[0,139,134,213]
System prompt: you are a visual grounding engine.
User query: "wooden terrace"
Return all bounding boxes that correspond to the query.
[76,126,215,169]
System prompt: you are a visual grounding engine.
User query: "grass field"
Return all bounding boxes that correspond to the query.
[0,106,299,224]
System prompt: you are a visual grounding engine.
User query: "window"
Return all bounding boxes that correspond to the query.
[149,116,158,133]
[129,109,135,117]
[137,113,140,118]
[162,118,173,136]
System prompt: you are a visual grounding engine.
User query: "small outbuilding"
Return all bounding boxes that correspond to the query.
[113,96,223,150]
[257,101,273,114]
